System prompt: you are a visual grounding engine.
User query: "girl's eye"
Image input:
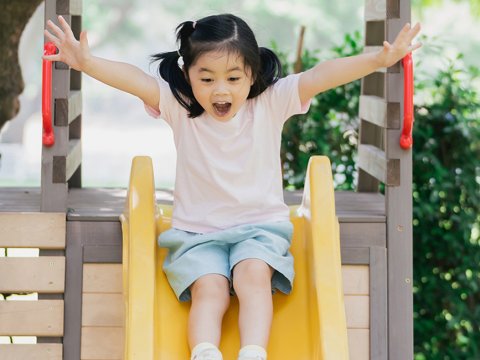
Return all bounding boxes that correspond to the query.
[229,77,241,82]
[201,78,213,83]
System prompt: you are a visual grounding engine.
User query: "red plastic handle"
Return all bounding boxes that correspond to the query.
[400,53,414,149]
[42,42,57,147]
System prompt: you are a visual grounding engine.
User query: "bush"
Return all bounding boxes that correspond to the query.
[412,56,480,359]
[277,32,362,190]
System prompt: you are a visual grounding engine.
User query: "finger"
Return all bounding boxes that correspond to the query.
[58,15,75,39]
[44,29,60,46]
[79,31,88,44]
[398,23,413,41]
[383,41,392,51]
[47,19,65,39]
[42,54,61,62]
[408,22,421,38]
[47,20,65,40]
[79,31,89,50]
[409,42,422,52]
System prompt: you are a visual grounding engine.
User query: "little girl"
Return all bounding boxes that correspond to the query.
[44,13,421,360]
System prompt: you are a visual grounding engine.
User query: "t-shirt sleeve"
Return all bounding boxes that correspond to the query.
[143,77,185,131]
[264,73,311,124]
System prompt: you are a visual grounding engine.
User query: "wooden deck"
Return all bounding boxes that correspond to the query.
[0,188,385,223]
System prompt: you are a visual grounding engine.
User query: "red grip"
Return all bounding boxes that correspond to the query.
[400,53,414,149]
[42,42,57,147]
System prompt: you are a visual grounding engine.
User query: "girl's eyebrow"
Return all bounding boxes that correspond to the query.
[198,66,243,73]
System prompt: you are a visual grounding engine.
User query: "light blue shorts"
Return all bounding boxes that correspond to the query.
[158,221,294,302]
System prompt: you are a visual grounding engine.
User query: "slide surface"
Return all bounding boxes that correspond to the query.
[121,156,349,359]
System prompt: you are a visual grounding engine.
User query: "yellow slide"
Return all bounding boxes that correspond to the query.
[120,156,349,359]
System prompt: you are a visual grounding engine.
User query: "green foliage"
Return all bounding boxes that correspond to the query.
[412,55,480,359]
[412,0,480,18]
[278,31,362,190]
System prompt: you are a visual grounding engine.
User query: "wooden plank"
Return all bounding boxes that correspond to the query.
[387,0,400,18]
[83,264,122,294]
[363,72,385,98]
[53,139,82,183]
[64,222,84,360]
[358,116,384,192]
[0,213,65,249]
[68,221,122,263]
[360,95,387,126]
[57,0,83,15]
[0,344,62,360]
[386,9,413,360]
[365,21,385,46]
[348,329,370,360]
[340,222,386,247]
[66,139,82,182]
[345,295,370,329]
[358,144,387,184]
[370,247,388,359]
[0,300,64,336]
[358,144,400,186]
[342,265,369,295]
[42,0,70,213]
[55,90,82,126]
[365,0,386,20]
[341,247,370,265]
[81,327,123,360]
[360,95,400,129]
[0,257,65,293]
[82,294,124,327]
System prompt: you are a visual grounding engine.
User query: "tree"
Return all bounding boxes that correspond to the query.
[0,0,43,130]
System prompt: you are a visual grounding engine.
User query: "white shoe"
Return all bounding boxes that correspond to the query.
[237,345,267,360]
[191,343,223,360]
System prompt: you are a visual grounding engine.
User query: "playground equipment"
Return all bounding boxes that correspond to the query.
[121,156,349,359]
[0,0,413,359]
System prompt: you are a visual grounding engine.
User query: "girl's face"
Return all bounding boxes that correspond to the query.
[187,50,254,122]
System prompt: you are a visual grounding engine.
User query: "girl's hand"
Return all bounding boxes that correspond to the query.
[43,15,91,71]
[378,23,422,68]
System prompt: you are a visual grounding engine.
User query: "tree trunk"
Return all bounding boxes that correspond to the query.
[0,0,43,130]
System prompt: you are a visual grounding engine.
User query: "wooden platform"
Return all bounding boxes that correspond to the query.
[0,188,385,223]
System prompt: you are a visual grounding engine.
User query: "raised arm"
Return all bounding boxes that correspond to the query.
[298,23,421,104]
[43,16,159,110]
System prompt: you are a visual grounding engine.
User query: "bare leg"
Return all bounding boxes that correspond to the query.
[233,259,274,348]
[188,274,231,349]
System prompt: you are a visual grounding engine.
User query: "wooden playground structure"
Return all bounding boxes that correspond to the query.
[0,0,413,359]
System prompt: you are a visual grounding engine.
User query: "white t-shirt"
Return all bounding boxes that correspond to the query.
[146,73,310,233]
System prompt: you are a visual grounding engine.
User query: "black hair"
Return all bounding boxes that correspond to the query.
[151,13,282,118]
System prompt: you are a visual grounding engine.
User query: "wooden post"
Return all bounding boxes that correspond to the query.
[294,26,306,74]
[359,0,413,358]
[42,0,83,212]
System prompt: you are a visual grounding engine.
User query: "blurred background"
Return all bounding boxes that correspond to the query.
[0,0,478,189]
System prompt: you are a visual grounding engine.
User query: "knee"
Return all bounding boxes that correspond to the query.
[233,259,273,293]
[191,274,230,308]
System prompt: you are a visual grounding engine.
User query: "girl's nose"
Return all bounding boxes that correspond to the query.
[213,82,229,95]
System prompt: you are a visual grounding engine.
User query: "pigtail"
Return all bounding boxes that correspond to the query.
[249,47,282,98]
[150,20,206,118]
[150,50,194,113]
[176,21,196,51]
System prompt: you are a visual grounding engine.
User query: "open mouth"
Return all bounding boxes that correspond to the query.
[212,102,232,117]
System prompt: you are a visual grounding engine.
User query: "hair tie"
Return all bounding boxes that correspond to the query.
[192,21,196,29]
[177,54,184,69]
